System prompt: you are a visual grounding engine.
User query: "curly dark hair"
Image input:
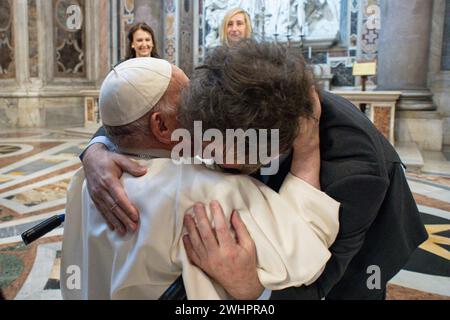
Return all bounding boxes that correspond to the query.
[179,39,316,154]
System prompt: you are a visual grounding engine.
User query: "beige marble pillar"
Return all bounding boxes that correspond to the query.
[429,0,450,145]
[15,0,43,127]
[377,0,434,111]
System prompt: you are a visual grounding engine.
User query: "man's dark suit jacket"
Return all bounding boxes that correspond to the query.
[90,92,428,300]
[265,91,428,300]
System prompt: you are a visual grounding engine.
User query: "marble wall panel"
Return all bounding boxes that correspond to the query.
[28,0,39,78]
[373,106,391,140]
[44,98,84,128]
[119,0,135,60]
[359,0,379,86]
[179,0,194,76]
[0,0,15,79]
[444,118,450,146]
[396,112,444,151]
[360,0,380,58]
[429,0,446,78]
[442,0,450,70]
[163,0,178,64]
[98,0,110,79]
[0,98,18,128]
[53,0,86,77]
[17,98,44,128]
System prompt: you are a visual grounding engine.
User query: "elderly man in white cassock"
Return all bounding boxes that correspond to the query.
[61,57,340,300]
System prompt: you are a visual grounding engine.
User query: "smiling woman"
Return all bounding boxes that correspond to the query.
[126,22,160,59]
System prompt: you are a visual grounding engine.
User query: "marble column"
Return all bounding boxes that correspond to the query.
[178,0,194,76]
[377,0,434,110]
[429,0,450,145]
[97,0,111,83]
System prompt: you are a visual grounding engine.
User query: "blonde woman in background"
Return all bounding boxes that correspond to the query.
[219,8,253,46]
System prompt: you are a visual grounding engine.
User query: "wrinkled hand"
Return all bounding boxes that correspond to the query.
[183,201,264,300]
[82,143,147,235]
[290,88,322,189]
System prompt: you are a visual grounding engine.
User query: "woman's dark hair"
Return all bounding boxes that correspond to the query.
[126,22,160,59]
[180,39,316,154]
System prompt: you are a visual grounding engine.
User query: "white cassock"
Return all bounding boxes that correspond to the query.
[61,152,340,300]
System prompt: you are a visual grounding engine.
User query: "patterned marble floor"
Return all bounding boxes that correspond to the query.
[0,128,449,300]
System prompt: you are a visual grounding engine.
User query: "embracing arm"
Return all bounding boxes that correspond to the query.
[282,93,339,248]
[80,128,147,235]
[79,127,112,160]
[289,89,321,190]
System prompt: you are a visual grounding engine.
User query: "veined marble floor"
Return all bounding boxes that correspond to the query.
[0,128,449,300]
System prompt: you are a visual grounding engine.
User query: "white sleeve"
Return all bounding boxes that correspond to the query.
[279,173,340,247]
[179,173,340,292]
[235,192,334,290]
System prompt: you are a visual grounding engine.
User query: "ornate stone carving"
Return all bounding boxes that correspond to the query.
[55,36,85,74]
[360,1,380,58]
[202,0,340,48]
[28,0,39,78]
[164,0,178,64]
[305,0,340,39]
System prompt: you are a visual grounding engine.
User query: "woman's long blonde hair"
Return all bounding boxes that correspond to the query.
[219,8,253,46]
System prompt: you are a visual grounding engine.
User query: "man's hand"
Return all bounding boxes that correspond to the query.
[82,143,147,235]
[290,88,322,189]
[183,201,264,300]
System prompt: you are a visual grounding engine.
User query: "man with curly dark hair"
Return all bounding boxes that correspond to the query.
[179,40,428,300]
[178,40,317,175]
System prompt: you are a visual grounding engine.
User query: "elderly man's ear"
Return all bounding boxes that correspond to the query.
[150,111,179,145]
